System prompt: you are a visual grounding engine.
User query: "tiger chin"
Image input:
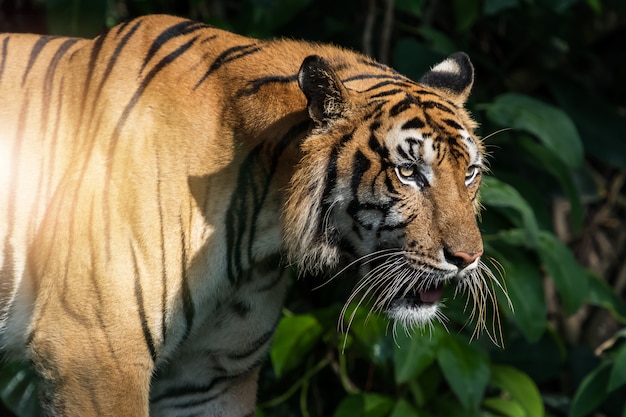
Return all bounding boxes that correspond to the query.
[0,14,496,417]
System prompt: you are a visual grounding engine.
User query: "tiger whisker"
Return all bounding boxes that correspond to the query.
[343,257,413,338]
[481,127,513,142]
[312,248,400,291]
[340,256,404,335]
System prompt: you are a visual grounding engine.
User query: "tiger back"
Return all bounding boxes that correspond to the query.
[0,14,490,417]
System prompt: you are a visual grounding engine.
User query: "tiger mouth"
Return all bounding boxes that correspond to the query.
[386,281,448,325]
[393,282,445,308]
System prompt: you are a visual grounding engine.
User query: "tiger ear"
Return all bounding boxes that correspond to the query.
[419,52,474,106]
[298,55,350,127]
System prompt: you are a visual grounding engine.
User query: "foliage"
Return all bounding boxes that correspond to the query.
[1,0,625,416]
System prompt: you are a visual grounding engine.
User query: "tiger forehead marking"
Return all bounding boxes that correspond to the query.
[0,14,501,416]
[387,119,479,166]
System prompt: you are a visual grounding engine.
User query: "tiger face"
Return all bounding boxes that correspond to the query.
[285,53,489,330]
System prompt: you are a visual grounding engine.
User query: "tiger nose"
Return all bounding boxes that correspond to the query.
[444,250,482,269]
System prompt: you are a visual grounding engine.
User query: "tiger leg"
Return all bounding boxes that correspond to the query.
[150,360,261,416]
[199,366,260,417]
[29,314,154,417]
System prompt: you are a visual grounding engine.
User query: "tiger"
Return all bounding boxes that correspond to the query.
[0,13,494,417]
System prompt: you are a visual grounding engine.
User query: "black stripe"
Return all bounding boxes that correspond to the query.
[154,154,169,343]
[85,195,124,364]
[131,243,158,362]
[422,100,455,114]
[141,20,207,73]
[383,170,399,196]
[114,19,132,37]
[236,73,298,97]
[94,20,143,106]
[402,117,425,130]
[200,34,218,45]
[363,102,386,121]
[397,144,413,162]
[110,34,198,150]
[318,131,355,238]
[0,36,9,80]
[389,97,415,117]
[180,223,194,339]
[225,145,262,283]
[22,36,56,86]
[227,327,275,360]
[343,73,404,83]
[26,39,75,244]
[104,34,198,208]
[357,58,394,73]
[368,127,389,159]
[97,20,144,260]
[245,121,309,263]
[151,366,259,406]
[41,39,80,128]
[351,150,371,194]
[370,88,405,98]
[225,120,309,284]
[44,76,66,202]
[79,28,108,112]
[28,38,76,256]
[363,79,412,92]
[194,44,262,90]
[443,118,463,130]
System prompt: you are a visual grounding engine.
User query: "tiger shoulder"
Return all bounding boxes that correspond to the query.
[0,14,492,417]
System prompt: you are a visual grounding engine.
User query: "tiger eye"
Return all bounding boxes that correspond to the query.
[398,165,417,179]
[465,166,480,185]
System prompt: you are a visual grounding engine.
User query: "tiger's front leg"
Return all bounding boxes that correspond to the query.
[150,366,260,417]
[28,308,154,416]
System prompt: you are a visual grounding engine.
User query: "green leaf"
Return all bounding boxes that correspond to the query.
[518,137,585,232]
[45,0,106,37]
[536,232,588,315]
[396,0,427,17]
[483,397,527,417]
[481,176,539,247]
[416,27,458,56]
[437,334,490,410]
[342,304,392,365]
[543,0,582,13]
[453,0,480,31]
[0,360,41,417]
[394,325,444,384]
[270,314,323,376]
[485,93,584,168]
[586,271,626,323]
[585,0,602,13]
[549,77,626,169]
[569,361,612,417]
[393,38,444,82]
[608,344,626,392]
[389,399,423,417]
[487,244,547,342]
[490,365,545,417]
[483,0,519,15]
[333,393,394,417]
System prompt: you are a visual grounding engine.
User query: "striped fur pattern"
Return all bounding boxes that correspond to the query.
[0,14,491,416]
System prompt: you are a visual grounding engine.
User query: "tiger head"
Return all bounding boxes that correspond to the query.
[284,52,494,333]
